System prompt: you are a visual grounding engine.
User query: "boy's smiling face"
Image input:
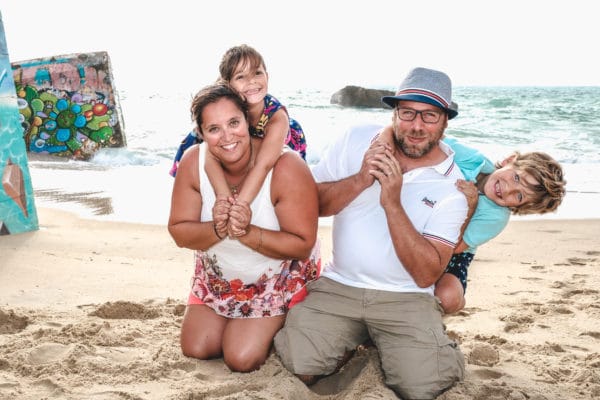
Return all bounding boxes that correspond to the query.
[482,163,539,208]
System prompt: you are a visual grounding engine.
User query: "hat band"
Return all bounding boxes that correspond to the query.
[396,89,449,108]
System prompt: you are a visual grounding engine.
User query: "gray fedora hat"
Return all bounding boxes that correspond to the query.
[382,67,458,119]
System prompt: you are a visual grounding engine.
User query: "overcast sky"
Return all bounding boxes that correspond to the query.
[1,0,598,93]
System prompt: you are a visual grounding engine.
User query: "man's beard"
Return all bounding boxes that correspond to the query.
[393,132,439,159]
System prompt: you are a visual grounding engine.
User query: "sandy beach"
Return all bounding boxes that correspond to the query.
[1,207,599,399]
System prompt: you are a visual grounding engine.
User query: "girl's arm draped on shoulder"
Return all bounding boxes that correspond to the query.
[167,145,224,251]
[204,145,232,199]
[238,151,318,260]
[237,109,289,205]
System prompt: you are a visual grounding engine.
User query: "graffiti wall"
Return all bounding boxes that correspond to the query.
[0,12,39,235]
[11,51,125,160]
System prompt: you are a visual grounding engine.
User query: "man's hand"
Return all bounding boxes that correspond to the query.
[357,140,390,189]
[370,148,403,208]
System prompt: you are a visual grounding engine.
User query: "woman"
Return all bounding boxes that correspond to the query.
[168,83,319,373]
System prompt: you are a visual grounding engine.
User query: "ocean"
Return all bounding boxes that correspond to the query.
[27,86,600,225]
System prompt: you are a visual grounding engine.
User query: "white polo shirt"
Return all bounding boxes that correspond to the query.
[312,124,468,294]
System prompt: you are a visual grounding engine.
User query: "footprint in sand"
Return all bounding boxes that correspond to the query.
[473,334,507,346]
[309,350,370,395]
[27,343,74,365]
[530,303,574,316]
[472,368,504,379]
[579,331,600,339]
[567,257,595,266]
[500,314,534,333]
[0,309,29,334]
[561,288,599,299]
[88,301,160,320]
[550,281,566,289]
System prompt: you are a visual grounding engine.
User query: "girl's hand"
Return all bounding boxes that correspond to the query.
[228,199,252,237]
[212,196,231,239]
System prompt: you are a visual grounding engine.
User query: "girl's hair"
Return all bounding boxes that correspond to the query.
[190,83,249,138]
[495,152,566,215]
[218,44,266,82]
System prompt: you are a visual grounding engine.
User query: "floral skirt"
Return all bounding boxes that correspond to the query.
[190,244,320,318]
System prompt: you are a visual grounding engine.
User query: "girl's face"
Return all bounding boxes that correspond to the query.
[200,98,250,165]
[229,59,268,106]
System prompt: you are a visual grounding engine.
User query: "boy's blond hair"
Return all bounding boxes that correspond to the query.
[495,152,566,215]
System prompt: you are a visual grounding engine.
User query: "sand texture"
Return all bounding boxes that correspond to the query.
[1,208,599,399]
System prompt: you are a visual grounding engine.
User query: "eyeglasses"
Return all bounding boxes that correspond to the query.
[396,107,443,124]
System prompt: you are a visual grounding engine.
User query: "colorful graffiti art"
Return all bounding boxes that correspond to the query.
[11,51,126,160]
[0,11,39,235]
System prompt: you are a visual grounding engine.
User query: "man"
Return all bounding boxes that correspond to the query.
[274,67,467,399]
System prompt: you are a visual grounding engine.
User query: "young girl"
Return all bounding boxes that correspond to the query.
[169,45,306,237]
[376,127,566,313]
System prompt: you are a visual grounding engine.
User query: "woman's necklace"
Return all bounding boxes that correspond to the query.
[227,141,254,195]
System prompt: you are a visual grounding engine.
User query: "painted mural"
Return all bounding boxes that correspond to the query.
[0,12,39,235]
[11,51,125,160]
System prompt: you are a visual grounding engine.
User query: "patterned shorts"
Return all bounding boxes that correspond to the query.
[444,252,474,292]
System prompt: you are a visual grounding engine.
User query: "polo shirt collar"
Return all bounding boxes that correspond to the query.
[434,141,458,177]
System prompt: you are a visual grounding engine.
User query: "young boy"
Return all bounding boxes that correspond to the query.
[377,128,566,313]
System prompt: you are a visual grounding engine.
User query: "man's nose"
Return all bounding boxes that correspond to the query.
[411,116,426,132]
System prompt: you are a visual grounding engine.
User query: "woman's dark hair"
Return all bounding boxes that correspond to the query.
[190,83,249,138]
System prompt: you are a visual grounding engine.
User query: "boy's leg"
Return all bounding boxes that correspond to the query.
[435,273,466,314]
[436,252,473,313]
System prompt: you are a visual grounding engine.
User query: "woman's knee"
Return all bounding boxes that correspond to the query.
[223,347,268,372]
[180,333,222,360]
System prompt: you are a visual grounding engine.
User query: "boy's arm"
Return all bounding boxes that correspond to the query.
[454,179,479,253]
[454,240,469,254]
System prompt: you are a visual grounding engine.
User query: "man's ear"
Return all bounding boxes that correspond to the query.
[500,154,517,167]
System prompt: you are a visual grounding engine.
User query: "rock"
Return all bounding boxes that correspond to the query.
[330,85,394,109]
